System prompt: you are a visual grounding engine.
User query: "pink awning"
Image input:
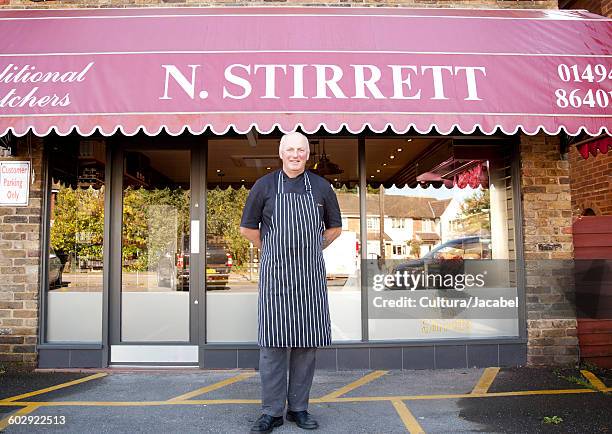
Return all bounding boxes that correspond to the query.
[0,7,611,137]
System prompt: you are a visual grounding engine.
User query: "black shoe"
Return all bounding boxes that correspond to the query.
[250,414,283,434]
[286,410,319,430]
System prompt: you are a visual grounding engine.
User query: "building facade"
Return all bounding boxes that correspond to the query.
[0,1,609,371]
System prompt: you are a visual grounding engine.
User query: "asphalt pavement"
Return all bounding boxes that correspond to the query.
[0,365,610,433]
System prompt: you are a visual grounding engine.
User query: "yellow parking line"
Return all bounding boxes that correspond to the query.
[471,367,500,394]
[0,405,40,431]
[0,385,607,409]
[320,370,388,400]
[168,372,256,401]
[391,400,426,434]
[324,388,597,402]
[0,399,260,407]
[0,373,107,403]
[580,370,608,392]
[174,398,261,405]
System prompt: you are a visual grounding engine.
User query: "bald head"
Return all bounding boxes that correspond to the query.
[279,132,310,157]
[279,132,310,178]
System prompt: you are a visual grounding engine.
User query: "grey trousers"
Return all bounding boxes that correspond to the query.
[259,347,317,417]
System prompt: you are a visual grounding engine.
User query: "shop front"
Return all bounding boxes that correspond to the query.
[0,7,610,369]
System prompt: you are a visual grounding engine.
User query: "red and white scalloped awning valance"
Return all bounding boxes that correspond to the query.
[578,136,612,158]
[0,7,611,137]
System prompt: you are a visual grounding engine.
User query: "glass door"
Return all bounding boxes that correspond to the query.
[109,143,201,364]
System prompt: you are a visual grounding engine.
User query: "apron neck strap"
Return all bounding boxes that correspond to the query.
[304,172,312,192]
[277,171,283,194]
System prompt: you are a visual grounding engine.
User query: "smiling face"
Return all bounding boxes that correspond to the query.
[279,132,310,178]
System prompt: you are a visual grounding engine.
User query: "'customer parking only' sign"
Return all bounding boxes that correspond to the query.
[0,161,30,206]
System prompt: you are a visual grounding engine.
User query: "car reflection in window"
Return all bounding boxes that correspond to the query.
[386,236,491,290]
[157,237,233,291]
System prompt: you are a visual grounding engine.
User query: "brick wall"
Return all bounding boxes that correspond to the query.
[569,146,612,216]
[0,0,558,9]
[520,134,579,366]
[0,135,43,372]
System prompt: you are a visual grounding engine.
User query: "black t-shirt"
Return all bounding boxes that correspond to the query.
[240,169,342,239]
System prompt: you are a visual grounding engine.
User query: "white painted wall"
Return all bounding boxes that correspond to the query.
[439,198,462,243]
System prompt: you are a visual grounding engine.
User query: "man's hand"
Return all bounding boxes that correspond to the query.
[240,227,261,249]
[322,227,342,250]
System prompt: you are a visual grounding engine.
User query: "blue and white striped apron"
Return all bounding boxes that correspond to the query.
[258,171,332,348]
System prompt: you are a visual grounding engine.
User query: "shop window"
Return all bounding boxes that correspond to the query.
[205,135,361,343]
[46,137,105,342]
[365,137,518,341]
